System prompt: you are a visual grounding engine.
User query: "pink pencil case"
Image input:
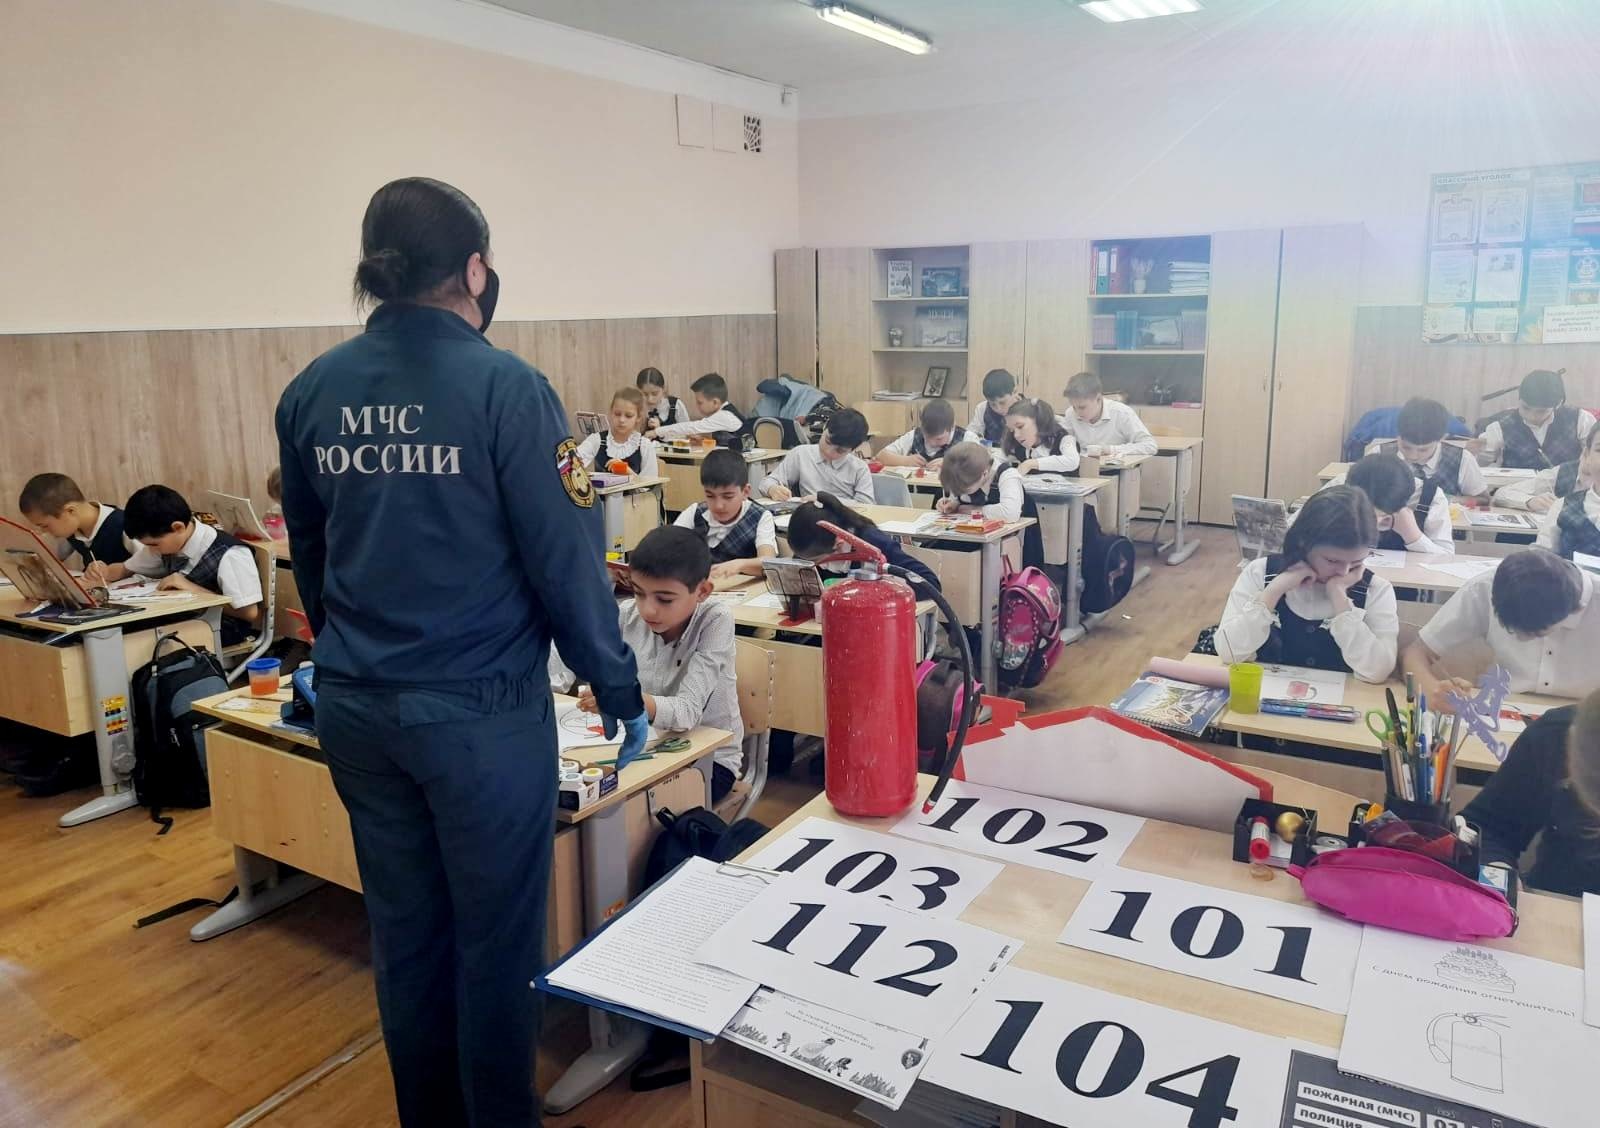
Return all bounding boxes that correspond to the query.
[1291,846,1516,941]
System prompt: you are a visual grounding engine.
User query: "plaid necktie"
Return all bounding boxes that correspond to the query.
[162,553,190,575]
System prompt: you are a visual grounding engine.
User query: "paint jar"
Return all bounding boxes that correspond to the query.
[1228,662,1263,714]
[246,657,282,697]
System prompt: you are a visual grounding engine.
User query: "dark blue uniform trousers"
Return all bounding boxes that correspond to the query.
[318,682,555,1128]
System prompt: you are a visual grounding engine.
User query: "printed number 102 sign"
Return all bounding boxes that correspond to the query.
[926,965,1290,1128]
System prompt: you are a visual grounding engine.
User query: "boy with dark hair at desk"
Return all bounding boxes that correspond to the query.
[1461,689,1600,897]
[1367,397,1488,500]
[88,484,262,643]
[760,408,874,504]
[1341,452,1454,554]
[877,398,965,469]
[673,448,777,581]
[646,372,745,448]
[968,368,1026,446]
[18,472,134,568]
[578,527,743,801]
[1535,425,1600,559]
[1479,368,1594,470]
[1402,548,1600,706]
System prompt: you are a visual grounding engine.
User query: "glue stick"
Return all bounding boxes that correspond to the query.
[1248,816,1271,862]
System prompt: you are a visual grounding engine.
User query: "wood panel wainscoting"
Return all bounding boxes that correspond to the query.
[1348,305,1600,430]
[1,314,775,517]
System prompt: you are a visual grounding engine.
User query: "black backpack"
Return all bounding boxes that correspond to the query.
[1079,507,1137,615]
[131,633,229,833]
[642,806,769,888]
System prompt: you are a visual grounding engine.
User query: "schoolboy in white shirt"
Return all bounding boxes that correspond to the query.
[1062,371,1157,458]
[759,409,875,504]
[877,398,965,469]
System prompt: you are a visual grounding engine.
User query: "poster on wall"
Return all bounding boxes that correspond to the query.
[1423,159,1600,343]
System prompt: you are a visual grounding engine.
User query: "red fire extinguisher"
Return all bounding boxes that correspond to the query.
[816,524,976,818]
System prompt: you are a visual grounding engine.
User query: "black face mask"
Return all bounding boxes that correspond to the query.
[472,264,500,332]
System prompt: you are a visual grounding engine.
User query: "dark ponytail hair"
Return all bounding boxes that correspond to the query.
[353,178,490,308]
[1001,398,1066,462]
[787,492,879,557]
[1282,484,1377,565]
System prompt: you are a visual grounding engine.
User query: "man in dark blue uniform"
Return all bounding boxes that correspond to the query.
[276,178,646,1128]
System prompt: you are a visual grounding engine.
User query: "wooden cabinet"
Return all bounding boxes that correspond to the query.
[774,247,817,382]
[968,241,1027,383]
[1267,223,1363,501]
[1198,228,1282,524]
[1023,238,1091,400]
[815,247,872,406]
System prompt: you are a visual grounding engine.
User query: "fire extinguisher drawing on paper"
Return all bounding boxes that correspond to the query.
[1427,1012,1509,1093]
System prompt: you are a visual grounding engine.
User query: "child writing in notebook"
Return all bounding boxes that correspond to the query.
[18,472,134,568]
[1535,425,1600,559]
[1493,443,1594,513]
[577,386,659,477]
[1211,485,1399,682]
[786,493,941,590]
[1478,368,1594,470]
[646,372,745,448]
[1341,452,1454,554]
[1002,399,1079,475]
[673,448,778,580]
[577,527,743,801]
[636,366,690,431]
[936,442,1024,522]
[1366,397,1488,500]
[760,408,874,503]
[876,398,964,470]
[1061,371,1157,458]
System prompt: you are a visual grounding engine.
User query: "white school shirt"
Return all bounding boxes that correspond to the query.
[648,395,692,427]
[52,503,136,564]
[124,521,263,610]
[672,499,778,554]
[883,429,958,462]
[618,599,743,774]
[653,408,742,441]
[1419,568,1600,698]
[1062,399,1158,457]
[1493,464,1568,510]
[576,430,659,477]
[1316,476,1454,554]
[1479,411,1595,465]
[948,460,1025,522]
[1018,433,1080,475]
[1536,487,1600,552]
[1360,441,1489,499]
[1214,556,1400,684]
[759,445,875,503]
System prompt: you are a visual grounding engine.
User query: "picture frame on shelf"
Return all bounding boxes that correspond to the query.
[920,266,962,297]
[886,259,914,298]
[922,366,951,398]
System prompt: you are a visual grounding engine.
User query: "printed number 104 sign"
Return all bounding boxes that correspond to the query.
[926,966,1291,1128]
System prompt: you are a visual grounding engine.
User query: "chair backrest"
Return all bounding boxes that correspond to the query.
[1144,421,1183,437]
[752,418,785,451]
[734,639,775,736]
[872,473,912,507]
[227,541,278,679]
[1231,495,1288,559]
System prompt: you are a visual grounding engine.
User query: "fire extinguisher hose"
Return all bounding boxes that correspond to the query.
[882,564,978,815]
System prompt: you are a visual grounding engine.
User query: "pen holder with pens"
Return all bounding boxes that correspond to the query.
[1346,802,1480,878]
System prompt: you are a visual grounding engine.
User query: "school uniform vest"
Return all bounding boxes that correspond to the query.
[597,433,645,473]
[911,426,966,461]
[1380,441,1466,495]
[980,406,1007,445]
[955,465,1020,509]
[66,505,132,566]
[1493,405,1583,469]
[717,403,748,450]
[1376,480,1442,552]
[1554,493,1600,560]
[161,528,247,594]
[1255,554,1372,674]
[647,394,685,431]
[692,503,764,563]
[1556,460,1582,499]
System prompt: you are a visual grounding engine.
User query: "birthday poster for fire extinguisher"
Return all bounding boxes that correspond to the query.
[1338,929,1598,1127]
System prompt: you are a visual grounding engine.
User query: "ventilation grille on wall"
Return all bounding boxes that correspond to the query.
[743,114,762,153]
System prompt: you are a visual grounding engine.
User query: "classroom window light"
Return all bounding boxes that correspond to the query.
[1078,0,1203,23]
[816,4,932,55]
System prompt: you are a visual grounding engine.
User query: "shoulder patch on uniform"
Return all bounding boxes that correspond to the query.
[556,437,595,508]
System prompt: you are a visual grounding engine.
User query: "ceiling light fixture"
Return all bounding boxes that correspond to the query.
[1077,0,1202,23]
[816,3,932,55]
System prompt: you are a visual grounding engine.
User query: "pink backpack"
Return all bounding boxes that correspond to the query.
[1292,846,1517,941]
[995,562,1062,690]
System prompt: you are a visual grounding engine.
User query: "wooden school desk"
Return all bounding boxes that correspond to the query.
[657,446,785,513]
[190,686,732,1112]
[1319,460,1538,495]
[687,771,1582,1128]
[770,503,1035,690]
[0,591,226,827]
[1363,552,1499,597]
[1146,436,1203,565]
[725,587,936,739]
[1077,450,1149,539]
[1018,477,1113,640]
[594,474,667,551]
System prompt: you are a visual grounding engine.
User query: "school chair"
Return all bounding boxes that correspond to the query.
[222,541,278,683]
[1230,496,1289,560]
[871,473,912,507]
[717,638,775,821]
[752,417,787,451]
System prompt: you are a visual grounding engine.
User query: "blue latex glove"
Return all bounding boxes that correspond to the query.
[603,711,651,769]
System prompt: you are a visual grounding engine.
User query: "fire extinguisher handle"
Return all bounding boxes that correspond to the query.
[816,521,887,571]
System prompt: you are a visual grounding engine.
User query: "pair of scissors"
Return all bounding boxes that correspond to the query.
[1364,710,1399,750]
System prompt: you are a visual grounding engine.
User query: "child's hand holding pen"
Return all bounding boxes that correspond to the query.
[84,560,111,587]
[575,686,598,714]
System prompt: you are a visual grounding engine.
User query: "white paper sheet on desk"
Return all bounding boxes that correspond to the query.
[707,590,753,606]
[541,857,767,1035]
[724,987,932,1111]
[695,872,1020,1039]
[1469,510,1534,529]
[554,702,658,750]
[1258,662,1347,706]
[739,591,787,611]
[1575,550,1600,576]
[1584,893,1599,1028]
[1363,548,1410,570]
[1421,556,1502,580]
[877,514,944,535]
[1491,467,1539,478]
[1338,928,1600,1128]
[1020,474,1098,497]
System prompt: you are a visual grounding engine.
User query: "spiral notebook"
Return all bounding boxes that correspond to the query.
[1108,674,1231,737]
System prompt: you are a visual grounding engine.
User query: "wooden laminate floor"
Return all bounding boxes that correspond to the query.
[0,525,1240,1127]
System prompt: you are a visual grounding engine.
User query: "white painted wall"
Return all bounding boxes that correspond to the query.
[1,0,798,332]
[798,1,1600,304]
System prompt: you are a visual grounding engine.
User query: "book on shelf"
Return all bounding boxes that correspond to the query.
[871,390,919,401]
[1115,309,1139,350]
[1109,674,1231,738]
[1091,313,1116,350]
[917,305,967,347]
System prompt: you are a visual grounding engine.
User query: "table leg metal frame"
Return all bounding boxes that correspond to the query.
[190,845,325,942]
[1060,499,1087,647]
[544,751,716,1115]
[1158,448,1199,565]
